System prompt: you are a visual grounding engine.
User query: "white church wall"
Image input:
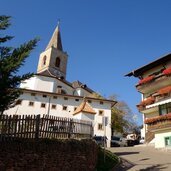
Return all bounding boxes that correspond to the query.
[4,91,112,147]
[5,92,86,117]
[35,76,54,92]
[20,76,37,89]
[21,75,75,95]
[52,80,74,95]
[73,114,82,120]
[74,88,91,97]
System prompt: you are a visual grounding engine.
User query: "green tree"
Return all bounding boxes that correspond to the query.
[0,15,39,114]
[109,95,138,135]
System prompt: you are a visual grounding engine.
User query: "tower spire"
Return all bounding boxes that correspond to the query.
[46,22,63,51]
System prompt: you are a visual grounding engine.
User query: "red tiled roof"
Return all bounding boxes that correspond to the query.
[73,100,96,115]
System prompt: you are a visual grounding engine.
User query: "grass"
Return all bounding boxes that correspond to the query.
[96,147,119,171]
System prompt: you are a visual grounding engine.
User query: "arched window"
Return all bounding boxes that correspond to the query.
[55,57,60,68]
[42,56,47,65]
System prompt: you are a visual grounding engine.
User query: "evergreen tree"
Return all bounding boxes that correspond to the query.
[0,15,39,114]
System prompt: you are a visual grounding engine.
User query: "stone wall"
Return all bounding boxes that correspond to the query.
[0,139,98,171]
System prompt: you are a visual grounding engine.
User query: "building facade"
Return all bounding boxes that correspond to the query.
[5,24,116,147]
[126,53,171,149]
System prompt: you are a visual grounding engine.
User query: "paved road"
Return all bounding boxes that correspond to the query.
[108,145,171,171]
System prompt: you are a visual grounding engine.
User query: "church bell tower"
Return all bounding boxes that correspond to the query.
[37,23,68,79]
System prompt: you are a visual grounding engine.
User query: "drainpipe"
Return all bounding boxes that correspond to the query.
[47,96,51,115]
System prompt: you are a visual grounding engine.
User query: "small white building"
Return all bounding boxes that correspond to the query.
[5,24,116,147]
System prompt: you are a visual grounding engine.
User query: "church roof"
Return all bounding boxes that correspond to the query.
[73,100,96,115]
[72,80,94,93]
[46,24,63,51]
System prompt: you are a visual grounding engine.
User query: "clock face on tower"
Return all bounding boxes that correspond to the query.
[53,70,62,77]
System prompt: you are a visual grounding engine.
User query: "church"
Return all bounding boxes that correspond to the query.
[5,24,116,147]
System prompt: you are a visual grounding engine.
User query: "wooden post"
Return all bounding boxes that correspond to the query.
[35,114,40,140]
[90,122,93,138]
[68,119,73,139]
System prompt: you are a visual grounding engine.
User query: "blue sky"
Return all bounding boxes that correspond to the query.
[1,0,171,125]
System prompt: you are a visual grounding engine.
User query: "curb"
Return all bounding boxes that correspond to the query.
[111,157,135,171]
[111,157,121,171]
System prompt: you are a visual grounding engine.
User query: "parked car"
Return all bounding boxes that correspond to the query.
[111,136,128,147]
[139,137,145,144]
[93,136,107,147]
[126,133,139,146]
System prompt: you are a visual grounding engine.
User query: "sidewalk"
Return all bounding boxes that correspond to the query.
[112,158,134,171]
[109,145,171,171]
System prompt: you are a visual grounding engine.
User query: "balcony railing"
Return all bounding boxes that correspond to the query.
[145,113,171,131]
[147,120,171,131]
[137,91,171,112]
[137,96,155,112]
[136,72,171,94]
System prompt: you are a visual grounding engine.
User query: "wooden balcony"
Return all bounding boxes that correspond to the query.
[136,74,171,94]
[147,120,171,132]
[137,105,158,114]
[137,92,171,113]
[146,114,171,132]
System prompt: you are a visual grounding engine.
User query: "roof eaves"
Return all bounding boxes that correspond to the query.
[125,53,171,77]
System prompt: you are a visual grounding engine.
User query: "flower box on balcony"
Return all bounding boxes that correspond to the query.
[138,96,155,107]
[145,113,171,124]
[148,120,171,131]
[158,86,171,95]
[137,105,145,111]
[138,75,155,85]
[162,67,171,75]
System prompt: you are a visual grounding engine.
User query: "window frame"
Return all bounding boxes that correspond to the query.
[42,55,47,66]
[159,102,171,115]
[53,96,57,99]
[41,103,46,108]
[55,57,60,68]
[42,94,47,98]
[64,97,68,100]
[16,99,22,105]
[88,100,92,103]
[28,101,34,106]
[51,104,56,109]
[62,105,67,111]
[98,123,103,130]
[100,101,104,105]
[99,110,104,116]
[164,136,171,146]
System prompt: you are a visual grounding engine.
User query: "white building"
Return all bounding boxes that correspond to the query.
[126,53,171,149]
[5,24,116,147]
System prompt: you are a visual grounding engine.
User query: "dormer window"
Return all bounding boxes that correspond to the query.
[56,85,62,94]
[55,57,60,68]
[43,56,47,65]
